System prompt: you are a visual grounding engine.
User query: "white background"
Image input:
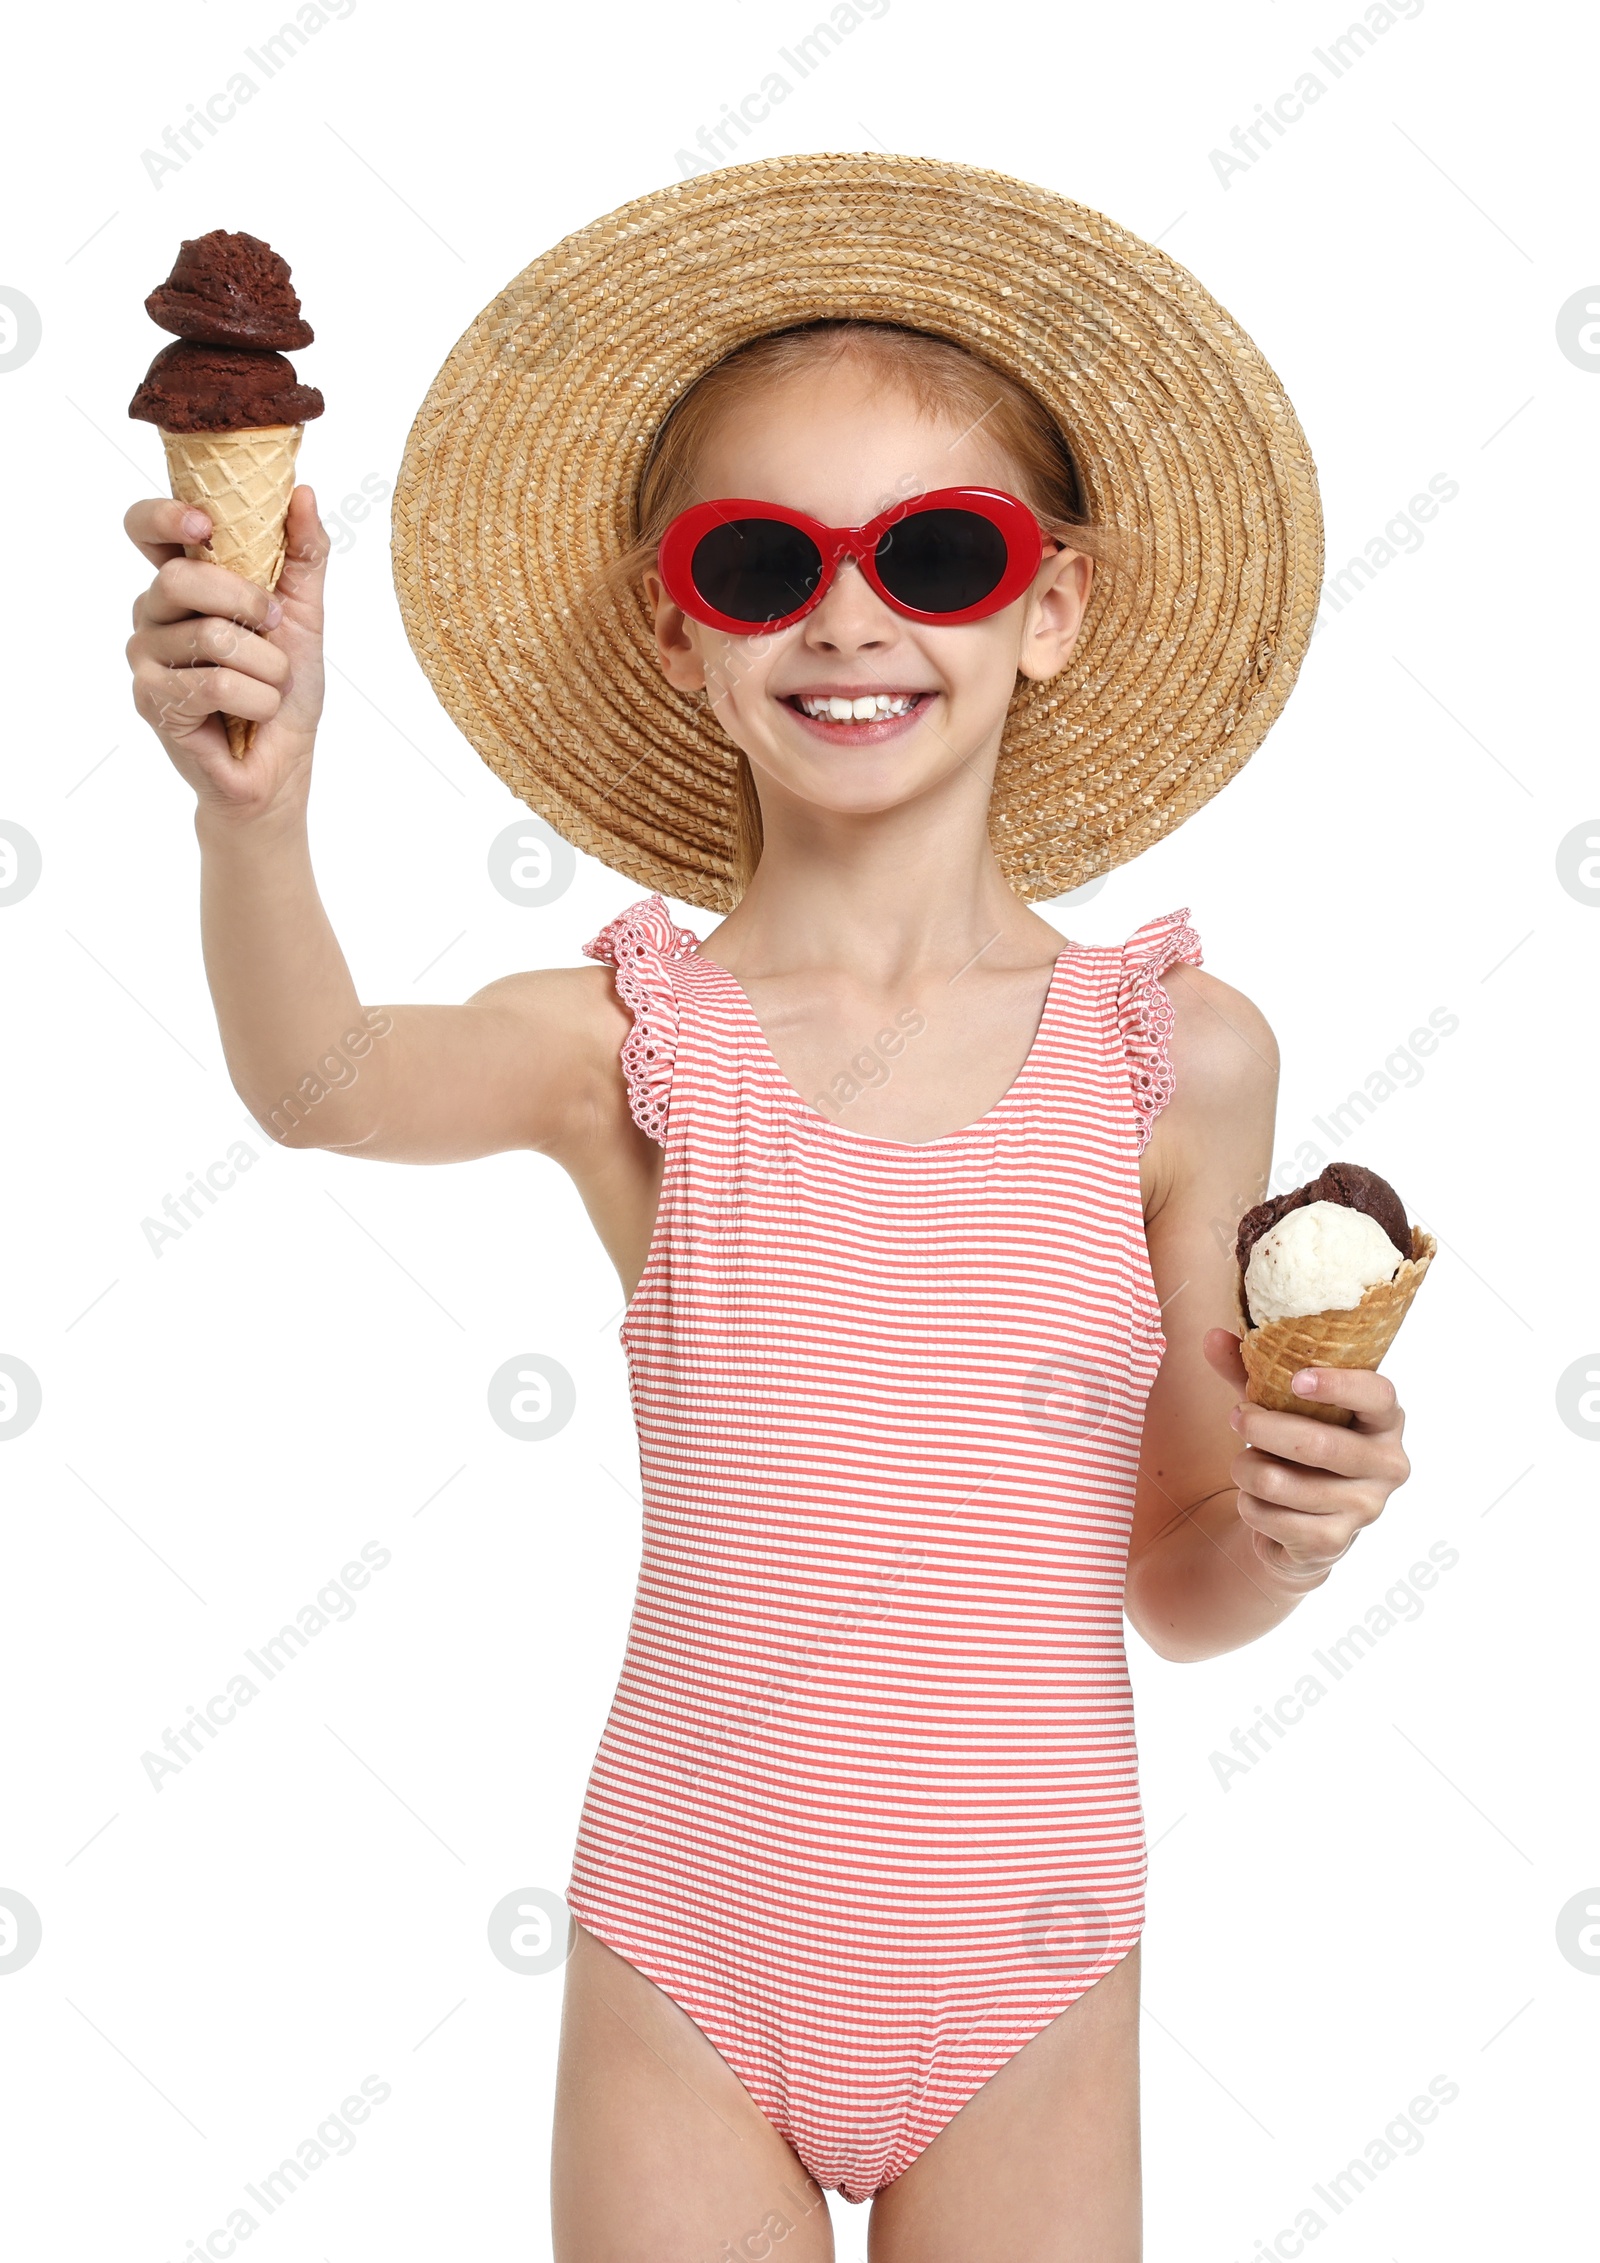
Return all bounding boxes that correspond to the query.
[2,1,1595,2257]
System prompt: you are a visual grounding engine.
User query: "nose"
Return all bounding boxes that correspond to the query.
[802,556,897,652]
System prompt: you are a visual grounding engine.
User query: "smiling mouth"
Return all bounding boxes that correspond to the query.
[784,691,930,723]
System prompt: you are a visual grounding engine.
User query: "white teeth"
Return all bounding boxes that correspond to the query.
[795,693,919,721]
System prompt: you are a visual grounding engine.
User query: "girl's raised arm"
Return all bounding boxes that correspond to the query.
[123,486,631,1171]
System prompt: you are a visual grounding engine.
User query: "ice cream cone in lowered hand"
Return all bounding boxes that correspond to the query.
[130,231,324,758]
[1236,1225,1435,1427]
[1233,1162,1433,1427]
[160,424,304,756]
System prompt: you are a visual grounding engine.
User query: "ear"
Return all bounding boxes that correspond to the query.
[1015,547,1094,683]
[645,567,707,692]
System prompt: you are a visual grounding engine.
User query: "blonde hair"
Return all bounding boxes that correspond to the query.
[606,322,1119,894]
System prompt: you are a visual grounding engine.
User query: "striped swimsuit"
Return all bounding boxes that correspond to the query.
[567,892,1203,2202]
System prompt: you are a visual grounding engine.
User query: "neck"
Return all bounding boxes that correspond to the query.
[708,759,1056,982]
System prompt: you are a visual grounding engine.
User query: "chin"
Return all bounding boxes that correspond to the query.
[768,750,969,821]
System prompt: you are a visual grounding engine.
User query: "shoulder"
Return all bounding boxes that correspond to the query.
[464,961,636,1155]
[1159,959,1280,1107]
[466,886,701,1089]
[1143,957,1278,1220]
[470,891,708,1157]
[1110,905,1274,1149]
[468,958,630,1042]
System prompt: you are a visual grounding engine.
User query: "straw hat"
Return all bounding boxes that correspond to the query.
[391,152,1322,912]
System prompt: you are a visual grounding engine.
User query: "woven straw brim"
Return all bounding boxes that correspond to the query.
[1236,1229,1435,1428]
[392,153,1323,913]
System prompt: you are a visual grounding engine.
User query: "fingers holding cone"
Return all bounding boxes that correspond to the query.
[158,423,305,756]
[272,483,331,617]
[154,477,327,760]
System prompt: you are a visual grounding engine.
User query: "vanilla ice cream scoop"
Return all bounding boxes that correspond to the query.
[1242,1200,1405,1326]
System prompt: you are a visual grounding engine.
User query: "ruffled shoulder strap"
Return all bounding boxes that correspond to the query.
[1116,907,1204,1153]
[582,893,702,1144]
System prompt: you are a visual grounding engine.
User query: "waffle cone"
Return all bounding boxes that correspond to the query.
[160,424,303,759]
[1236,1228,1436,1426]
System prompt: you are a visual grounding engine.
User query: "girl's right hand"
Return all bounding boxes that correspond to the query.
[123,484,328,823]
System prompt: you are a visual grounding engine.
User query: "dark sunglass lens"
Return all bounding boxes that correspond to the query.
[874,509,1009,613]
[690,519,823,623]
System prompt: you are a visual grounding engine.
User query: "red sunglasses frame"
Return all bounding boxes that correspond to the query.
[656,485,1046,635]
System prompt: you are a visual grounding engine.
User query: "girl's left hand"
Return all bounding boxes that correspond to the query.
[1202,1327,1412,1588]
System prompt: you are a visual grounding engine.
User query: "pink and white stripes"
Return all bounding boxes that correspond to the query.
[569,894,1203,2201]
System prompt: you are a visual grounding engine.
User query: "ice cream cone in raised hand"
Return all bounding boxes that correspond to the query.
[1233,1163,1433,1427]
[158,424,305,756]
[130,232,324,758]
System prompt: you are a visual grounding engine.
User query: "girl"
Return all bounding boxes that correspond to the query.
[123,158,1411,2262]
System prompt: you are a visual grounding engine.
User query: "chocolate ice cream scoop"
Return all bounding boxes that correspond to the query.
[1235,1161,1410,1324]
[144,230,313,350]
[129,342,325,434]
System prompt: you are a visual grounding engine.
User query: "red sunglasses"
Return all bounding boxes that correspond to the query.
[656,486,1046,634]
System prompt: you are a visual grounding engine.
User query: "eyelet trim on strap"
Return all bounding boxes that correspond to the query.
[1117,908,1204,1153]
[583,893,702,1144]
